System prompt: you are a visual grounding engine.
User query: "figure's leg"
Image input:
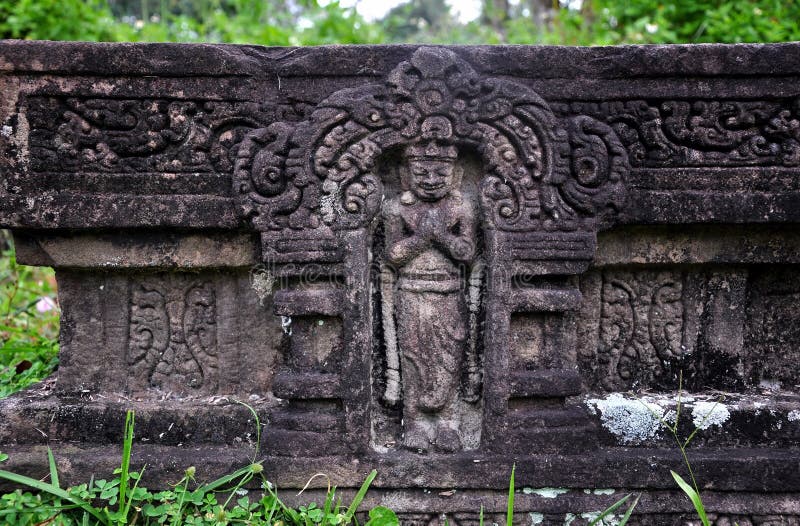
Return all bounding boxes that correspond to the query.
[417,292,465,412]
[396,290,435,451]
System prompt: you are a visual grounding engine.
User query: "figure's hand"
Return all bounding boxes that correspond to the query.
[419,208,445,240]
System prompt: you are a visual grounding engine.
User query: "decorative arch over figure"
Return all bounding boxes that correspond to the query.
[234,47,629,454]
[235,47,627,234]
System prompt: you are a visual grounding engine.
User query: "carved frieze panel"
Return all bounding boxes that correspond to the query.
[578,266,800,393]
[25,97,272,175]
[127,274,218,394]
[553,98,800,168]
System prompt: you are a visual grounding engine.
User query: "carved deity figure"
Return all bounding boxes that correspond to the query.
[381,136,482,452]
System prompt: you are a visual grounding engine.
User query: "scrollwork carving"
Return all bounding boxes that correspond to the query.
[127,276,218,394]
[235,47,627,233]
[27,97,271,175]
[591,271,687,391]
[552,98,800,167]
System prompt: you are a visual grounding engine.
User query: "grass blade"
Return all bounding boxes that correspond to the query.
[479,505,484,526]
[506,464,515,526]
[323,485,335,517]
[671,470,709,526]
[195,464,258,495]
[121,464,146,523]
[0,469,109,525]
[618,494,640,525]
[588,494,633,525]
[46,447,60,489]
[344,469,377,521]
[117,410,135,525]
[231,399,262,462]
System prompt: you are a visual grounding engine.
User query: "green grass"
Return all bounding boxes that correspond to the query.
[0,236,60,399]
[0,409,395,526]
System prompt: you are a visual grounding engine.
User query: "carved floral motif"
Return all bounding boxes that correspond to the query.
[589,271,687,391]
[128,276,218,394]
[27,97,271,174]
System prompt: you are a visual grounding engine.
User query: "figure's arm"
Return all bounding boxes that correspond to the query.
[384,205,430,267]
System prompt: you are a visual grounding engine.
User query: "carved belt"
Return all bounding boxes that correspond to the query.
[397,277,462,293]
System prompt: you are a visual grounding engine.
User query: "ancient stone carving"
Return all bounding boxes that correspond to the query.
[234,47,629,452]
[128,276,218,393]
[235,47,627,233]
[26,97,271,174]
[553,98,800,167]
[592,271,686,391]
[380,130,482,452]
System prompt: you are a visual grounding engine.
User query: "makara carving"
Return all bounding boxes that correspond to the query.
[128,276,218,393]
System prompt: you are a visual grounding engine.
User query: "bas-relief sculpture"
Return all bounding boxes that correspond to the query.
[234,47,627,455]
[2,42,800,521]
[128,276,218,393]
[380,133,481,452]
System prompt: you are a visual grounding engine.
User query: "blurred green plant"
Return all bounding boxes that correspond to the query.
[0,0,124,41]
[0,0,385,44]
[2,0,799,45]
[0,239,59,399]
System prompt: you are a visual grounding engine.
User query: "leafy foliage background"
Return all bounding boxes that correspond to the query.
[1,0,799,46]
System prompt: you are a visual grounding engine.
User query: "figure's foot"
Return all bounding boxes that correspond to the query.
[403,423,432,452]
[418,392,448,413]
[434,424,461,452]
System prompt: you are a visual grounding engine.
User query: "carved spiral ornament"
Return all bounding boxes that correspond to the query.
[234,47,628,232]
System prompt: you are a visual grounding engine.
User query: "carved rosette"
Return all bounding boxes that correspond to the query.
[235,47,628,233]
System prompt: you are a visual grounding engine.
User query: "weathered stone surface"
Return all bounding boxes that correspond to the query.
[2,41,800,519]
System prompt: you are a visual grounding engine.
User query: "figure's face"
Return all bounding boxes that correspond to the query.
[408,159,456,201]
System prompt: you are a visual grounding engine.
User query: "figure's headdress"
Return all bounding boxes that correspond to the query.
[404,116,457,161]
[405,141,458,161]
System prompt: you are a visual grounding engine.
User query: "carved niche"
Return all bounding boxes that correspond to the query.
[127,275,218,394]
[235,47,628,453]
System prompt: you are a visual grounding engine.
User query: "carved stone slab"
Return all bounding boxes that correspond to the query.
[1,41,800,520]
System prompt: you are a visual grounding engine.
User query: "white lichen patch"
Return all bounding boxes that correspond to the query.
[579,511,620,525]
[280,316,292,335]
[593,488,616,495]
[530,512,544,524]
[249,266,275,306]
[788,410,800,422]
[1,124,12,137]
[587,393,666,444]
[523,487,569,498]
[759,379,782,391]
[691,401,730,430]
